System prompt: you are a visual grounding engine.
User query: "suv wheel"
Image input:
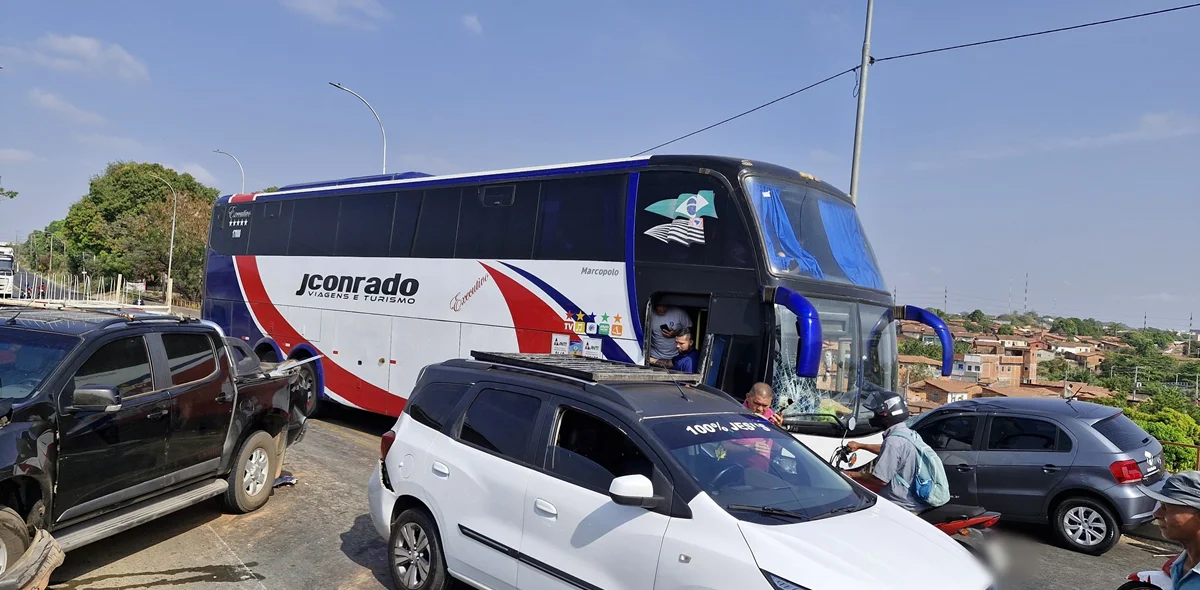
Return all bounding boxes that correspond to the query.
[389,508,447,590]
[1054,497,1119,555]
[0,507,29,575]
[223,430,279,514]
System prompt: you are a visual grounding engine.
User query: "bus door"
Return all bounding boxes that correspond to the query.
[701,295,766,401]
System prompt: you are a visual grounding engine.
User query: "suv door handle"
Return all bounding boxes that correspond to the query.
[147,408,169,421]
[1043,465,1061,473]
[955,465,973,472]
[534,498,557,518]
[432,461,450,477]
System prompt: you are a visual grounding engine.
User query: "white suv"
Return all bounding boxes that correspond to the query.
[368,352,993,590]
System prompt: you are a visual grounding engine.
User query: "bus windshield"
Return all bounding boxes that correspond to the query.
[744,176,886,292]
[773,299,898,435]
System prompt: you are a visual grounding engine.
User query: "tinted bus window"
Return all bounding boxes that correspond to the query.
[209,204,248,256]
[412,188,460,258]
[535,175,626,261]
[336,192,395,257]
[388,191,423,257]
[456,183,539,260]
[248,200,293,256]
[634,171,752,268]
[289,197,340,256]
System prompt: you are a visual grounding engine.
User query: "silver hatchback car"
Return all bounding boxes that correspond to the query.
[907,397,1163,555]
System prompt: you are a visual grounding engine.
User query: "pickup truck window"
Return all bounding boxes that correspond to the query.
[74,336,154,397]
[162,333,218,386]
[0,327,79,400]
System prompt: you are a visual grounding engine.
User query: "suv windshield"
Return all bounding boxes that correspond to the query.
[650,413,868,523]
[0,327,79,399]
[773,299,898,436]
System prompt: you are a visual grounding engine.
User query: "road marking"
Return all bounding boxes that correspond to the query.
[206,523,270,590]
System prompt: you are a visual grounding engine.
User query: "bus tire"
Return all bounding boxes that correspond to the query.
[293,363,321,419]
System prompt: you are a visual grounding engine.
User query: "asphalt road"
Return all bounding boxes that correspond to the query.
[46,406,1177,590]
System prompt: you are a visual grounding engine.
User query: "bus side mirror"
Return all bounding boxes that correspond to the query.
[895,305,953,376]
[771,287,822,379]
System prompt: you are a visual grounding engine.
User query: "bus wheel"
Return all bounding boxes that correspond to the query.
[293,363,321,419]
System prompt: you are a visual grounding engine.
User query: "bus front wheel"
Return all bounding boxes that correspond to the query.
[293,363,321,419]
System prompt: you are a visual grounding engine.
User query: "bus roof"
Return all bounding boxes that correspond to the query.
[240,155,849,204]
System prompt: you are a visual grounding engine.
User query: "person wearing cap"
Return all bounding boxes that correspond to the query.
[1143,471,1200,589]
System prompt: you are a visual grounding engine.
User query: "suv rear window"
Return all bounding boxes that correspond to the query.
[1092,413,1152,451]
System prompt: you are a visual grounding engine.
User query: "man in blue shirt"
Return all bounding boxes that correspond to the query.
[671,332,699,374]
[1142,471,1200,589]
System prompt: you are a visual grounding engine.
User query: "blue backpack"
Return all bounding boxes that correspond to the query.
[886,428,951,508]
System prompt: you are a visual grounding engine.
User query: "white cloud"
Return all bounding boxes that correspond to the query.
[911,112,1200,170]
[174,163,220,188]
[462,14,483,35]
[73,133,142,151]
[279,0,389,29]
[0,149,36,163]
[28,89,106,125]
[1136,292,1180,303]
[0,35,150,82]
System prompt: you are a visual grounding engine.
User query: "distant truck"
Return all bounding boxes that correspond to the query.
[0,307,310,587]
[0,247,13,299]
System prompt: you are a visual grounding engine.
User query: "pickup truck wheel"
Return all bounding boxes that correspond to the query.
[223,431,279,514]
[0,507,30,575]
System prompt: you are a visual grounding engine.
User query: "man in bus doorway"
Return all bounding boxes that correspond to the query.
[672,332,699,374]
[647,304,691,368]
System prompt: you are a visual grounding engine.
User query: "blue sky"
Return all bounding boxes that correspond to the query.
[2,1,1197,329]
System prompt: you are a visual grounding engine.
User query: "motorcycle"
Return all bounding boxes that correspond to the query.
[833,445,1005,570]
[1120,553,1176,589]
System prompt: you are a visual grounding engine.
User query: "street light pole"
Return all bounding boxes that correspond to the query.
[329,82,387,174]
[148,173,179,307]
[213,149,246,194]
[848,0,876,205]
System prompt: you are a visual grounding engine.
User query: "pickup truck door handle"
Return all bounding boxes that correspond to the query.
[147,408,169,421]
[534,498,557,517]
[215,391,233,403]
[432,462,450,477]
[1043,465,1061,473]
[955,465,973,472]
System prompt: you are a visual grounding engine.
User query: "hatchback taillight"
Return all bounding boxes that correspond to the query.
[381,430,396,461]
[1109,459,1142,484]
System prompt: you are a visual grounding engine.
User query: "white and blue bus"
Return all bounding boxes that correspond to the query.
[201,155,952,459]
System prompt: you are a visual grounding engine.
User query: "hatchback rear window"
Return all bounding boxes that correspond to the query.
[1092,413,1152,451]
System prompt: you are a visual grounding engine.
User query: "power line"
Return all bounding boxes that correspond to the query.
[874,3,1200,63]
[630,3,1200,155]
[631,67,857,156]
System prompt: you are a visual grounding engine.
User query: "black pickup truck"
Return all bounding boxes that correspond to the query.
[0,306,307,588]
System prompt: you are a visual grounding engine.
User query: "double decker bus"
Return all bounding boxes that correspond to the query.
[201,155,952,460]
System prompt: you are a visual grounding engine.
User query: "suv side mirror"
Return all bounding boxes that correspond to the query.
[69,386,122,413]
[609,474,664,509]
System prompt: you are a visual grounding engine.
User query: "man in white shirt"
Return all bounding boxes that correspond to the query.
[647,304,692,367]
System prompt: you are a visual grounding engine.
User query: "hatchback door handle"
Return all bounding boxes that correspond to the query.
[534,498,557,517]
[432,462,450,477]
[1043,465,1061,473]
[955,465,973,472]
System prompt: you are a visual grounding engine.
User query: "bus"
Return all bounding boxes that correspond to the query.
[0,246,14,298]
[201,155,953,462]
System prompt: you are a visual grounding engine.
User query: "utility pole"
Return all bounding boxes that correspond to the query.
[1024,273,1029,314]
[943,286,948,314]
[1008,279,1012,314]
[1134,366,1141,396]
[1189,312,1194,357]
[847,0,876,205]
[1144,312,1148,331]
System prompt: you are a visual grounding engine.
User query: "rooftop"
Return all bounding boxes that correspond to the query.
[898,355,943,366]
[913,378,981,394]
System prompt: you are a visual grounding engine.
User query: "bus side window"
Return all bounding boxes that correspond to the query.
[535,175,626,261]
[455,182,539,260]
[336,192,396,257]
[634,171,752,268]
[248,200,293,256]
[412,188,460,258]
[289,196,340,256]
[388,190,423,257]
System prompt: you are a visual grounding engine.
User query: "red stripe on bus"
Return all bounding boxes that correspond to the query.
[480,262,559,354]
[234,256,393,415]
[229,193,256,203]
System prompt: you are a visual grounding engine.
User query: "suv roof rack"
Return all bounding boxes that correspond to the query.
[469,351,703,384]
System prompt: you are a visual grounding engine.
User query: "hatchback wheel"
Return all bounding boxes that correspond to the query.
[389,508,447,590]
[1053,497,1119,555]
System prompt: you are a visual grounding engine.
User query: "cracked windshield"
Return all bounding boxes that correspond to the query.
[773,300,898,432]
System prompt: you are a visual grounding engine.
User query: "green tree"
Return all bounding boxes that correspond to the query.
[0,185,15,200]
[997,324,1014,335]
[967,309,988,324]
